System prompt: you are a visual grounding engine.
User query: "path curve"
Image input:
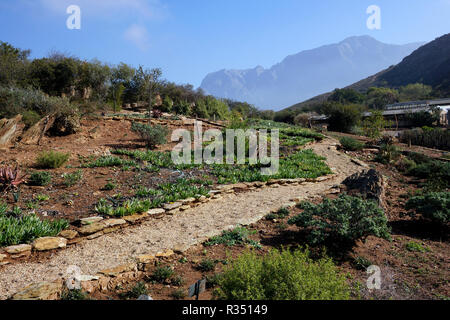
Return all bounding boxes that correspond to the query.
[0,138,363,299]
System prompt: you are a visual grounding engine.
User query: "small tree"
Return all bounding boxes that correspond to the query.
[131,122,168,149]
[362,110,392,139]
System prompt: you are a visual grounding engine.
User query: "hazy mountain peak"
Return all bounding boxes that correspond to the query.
[200,36,424,110]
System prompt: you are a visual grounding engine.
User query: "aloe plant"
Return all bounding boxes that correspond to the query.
[0,166,26,192]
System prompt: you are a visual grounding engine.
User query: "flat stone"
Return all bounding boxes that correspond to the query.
[99,263,136,277]
[137,295,153,300]
[212,195,222,200]
[0,253,7,261]
[103,219,126,228]
[281,202,297,209]
[147,208,166,216]
[163,202,182,210]
[179,205,191,211]
[180,198,196,204]
[294,178,306,183]
[78,222,105,235]
[155,249,174,258]
[76,275,99,282]
[197,196,207,202]
[80,216,104,225]
[11,281,63,300]
[32,237,67,251]
[103,226,121,234]
[58,230,79,240]
[253,182,265,187]
[137,254,156,263]
[87,232,103,240]
[270,184,280,188]
[123,213,148,223]
[5,244,32,254]
[173,243,190,254]
[230,183,248,190]
[208,190,221,195]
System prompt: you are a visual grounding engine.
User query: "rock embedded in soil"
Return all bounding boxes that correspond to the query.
[147,208,166,217]
[123,213,148,224]
[99,263,136,277]
[80,216,104,225]
[58,230,79,240]
[163,202,183,211]
[11,281,62,300]
[79,222,106,235]
[32,237,67,251]
[0,254,7,262]
[5,244,32,254]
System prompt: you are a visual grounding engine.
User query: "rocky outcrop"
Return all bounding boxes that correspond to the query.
[342,169,386,207]
[0,115,23,147]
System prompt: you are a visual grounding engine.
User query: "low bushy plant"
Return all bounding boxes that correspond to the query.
[28,171,52,186]
[215,248,350,300]
[151,266,175,283]
[205,226,261,249]
[339,137,364,151]
[405,192,449,226]
[131,122,168,149]
[36,150,70,169]
[62,170,83,187]
[288,195,391,247]
[0,213,68,246]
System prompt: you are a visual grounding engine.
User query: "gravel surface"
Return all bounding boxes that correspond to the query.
[0,138,363,299]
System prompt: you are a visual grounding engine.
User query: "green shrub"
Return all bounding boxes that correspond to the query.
[205,226,261,249]
[405,192,449,226]
[22,110,41,128]
[121,282,148,299]
[405,241,430,253]
[61,289,90,300]
[171,288,186,300]
[339,137,365,151]
[375,143,401,164]
[102,182,116,191]
[288,195,391,247]
[151,266,175,283]
[197,259,217,272]
[131,122,168,148]
[407,160,450,183]
[82,156,136,168]
[0,213,68,246]
[62,170,83,187]
[215,248,350,300]
[36,150,70,169]
[28,171,52,186]
[266,207,290,221]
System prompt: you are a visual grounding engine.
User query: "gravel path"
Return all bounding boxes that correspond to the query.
[0,138,364,299]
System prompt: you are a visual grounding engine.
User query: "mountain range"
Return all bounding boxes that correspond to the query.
[285,33,450,112]
[200,36,424,110]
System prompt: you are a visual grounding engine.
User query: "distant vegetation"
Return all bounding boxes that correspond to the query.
[0,41,269,123]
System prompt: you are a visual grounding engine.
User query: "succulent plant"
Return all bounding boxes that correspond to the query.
[0,166,26,191]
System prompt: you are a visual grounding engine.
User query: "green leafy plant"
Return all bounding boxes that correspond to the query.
[36,150,70,169]
[60,289,90,300]
[205,226,261,249]
[150,266,175,283]
[288,195,391,247]
[215,248,350,300]
[0,213,68,246]
[405,192,449,226]
[63,170,83,187]
[266,207,290,221]
[131,122,168,149]
[121,282,148,299]
[339,137,365,151]
[171,288,186,300]
[405,241,430,253]
[197,259,217,272]
[28,171,52,186]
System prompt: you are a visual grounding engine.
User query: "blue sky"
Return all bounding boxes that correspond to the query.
[0,0,449,88]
